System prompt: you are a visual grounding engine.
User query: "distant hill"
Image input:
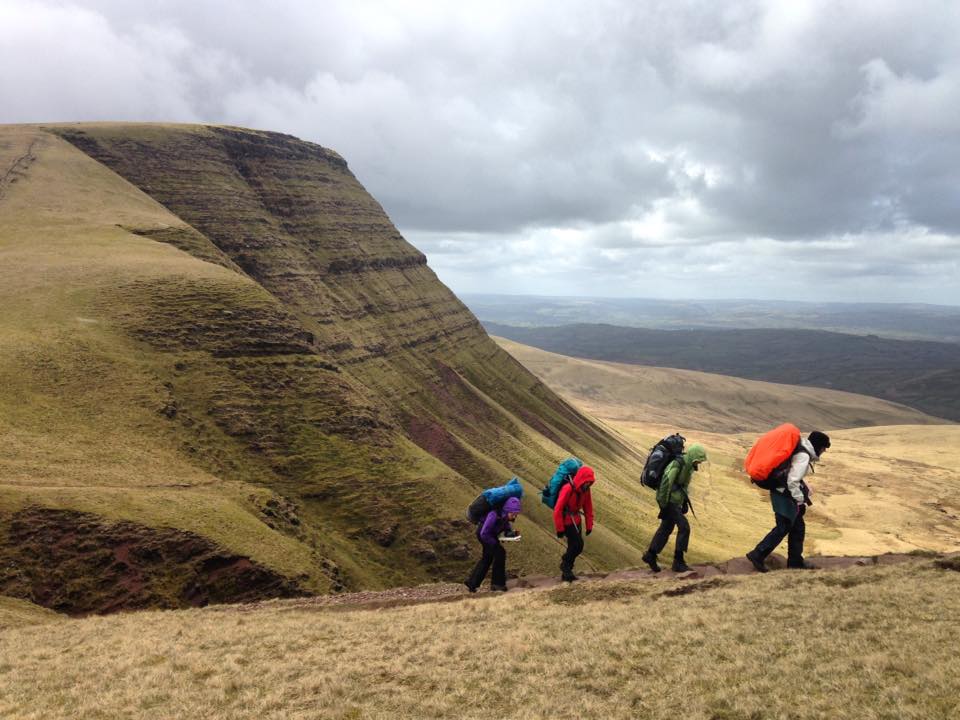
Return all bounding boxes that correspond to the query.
[0,123,651,614]
[494,337,943,433]
[486,322,960,421]
[465,294,960,342]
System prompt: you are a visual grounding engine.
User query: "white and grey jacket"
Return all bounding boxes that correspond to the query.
[782,436,819,504]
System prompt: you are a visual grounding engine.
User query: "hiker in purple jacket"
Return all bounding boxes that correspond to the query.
[464,496,521,593]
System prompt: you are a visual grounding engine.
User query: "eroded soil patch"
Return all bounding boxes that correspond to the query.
[0,507,306,615]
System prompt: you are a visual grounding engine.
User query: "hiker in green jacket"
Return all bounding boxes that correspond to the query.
[642,444,708,573]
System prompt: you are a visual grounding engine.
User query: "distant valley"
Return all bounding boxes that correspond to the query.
[485,322,960,421]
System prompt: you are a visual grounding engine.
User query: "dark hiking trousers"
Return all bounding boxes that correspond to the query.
[561,524,585,572]
[752,511,806,566]
[647,503,690,559]
[466,538,506,589]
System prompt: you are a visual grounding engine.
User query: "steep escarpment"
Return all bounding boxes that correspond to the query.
[54,124,641,489]
[0,123,648,613]
[55,125,469,364]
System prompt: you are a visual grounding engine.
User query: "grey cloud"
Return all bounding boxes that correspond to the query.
[1,0,959,303]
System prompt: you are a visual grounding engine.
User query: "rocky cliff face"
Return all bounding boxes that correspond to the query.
[0,124,646,612]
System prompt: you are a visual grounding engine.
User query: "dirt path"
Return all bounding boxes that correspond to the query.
[0,131,42,203]
[214,551,956,615]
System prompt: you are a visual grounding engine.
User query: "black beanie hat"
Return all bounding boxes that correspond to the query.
[808,431,831,456]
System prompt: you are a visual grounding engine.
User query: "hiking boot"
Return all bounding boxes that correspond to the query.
[787,561,817,570]
[561,570,578,582]
[641,551,661,574]
[746,551,769,573]
[671,551,692,573]
[464,581,478,593]
[490,584,508,592]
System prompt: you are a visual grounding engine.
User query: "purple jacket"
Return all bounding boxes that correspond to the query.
[478,496,521,546]
[478,511,511,546]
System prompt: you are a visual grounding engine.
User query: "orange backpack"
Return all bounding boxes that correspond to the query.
[744,423,801,488]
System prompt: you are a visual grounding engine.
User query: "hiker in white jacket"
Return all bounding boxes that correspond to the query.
[747,431,831,572]
[784,437,817,506]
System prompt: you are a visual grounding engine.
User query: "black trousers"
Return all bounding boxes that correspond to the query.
[753,511,806,565]
[466,540,506,589]
[561,524,585,571]
[647,504,690,559]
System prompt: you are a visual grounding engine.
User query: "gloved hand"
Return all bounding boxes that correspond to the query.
[796,502,807,517]
[585,528,592,536]
[557,531,564,538]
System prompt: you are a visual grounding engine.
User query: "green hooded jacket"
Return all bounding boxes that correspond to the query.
[656,444,708,509]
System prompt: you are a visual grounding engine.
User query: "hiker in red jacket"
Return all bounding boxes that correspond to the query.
[553,465,595,581]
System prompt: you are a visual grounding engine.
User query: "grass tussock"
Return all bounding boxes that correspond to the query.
[1,560,959,720]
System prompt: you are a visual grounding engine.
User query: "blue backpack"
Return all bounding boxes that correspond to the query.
[540,457,583,509]
[466,477,524,523]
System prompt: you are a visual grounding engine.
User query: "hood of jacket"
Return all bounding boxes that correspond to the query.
[799,436,820,462]
[572,465,595,491]
[501,496,522,515]
[684,444,708,465]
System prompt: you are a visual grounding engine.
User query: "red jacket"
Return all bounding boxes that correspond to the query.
[553,466,595,533]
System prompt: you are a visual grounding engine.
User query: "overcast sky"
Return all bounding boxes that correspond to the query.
[2,1,959,304]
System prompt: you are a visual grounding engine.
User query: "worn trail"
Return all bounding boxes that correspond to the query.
[0,133,41,202]
[215,551,955,615]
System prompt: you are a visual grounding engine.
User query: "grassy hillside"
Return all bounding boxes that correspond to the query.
[2,557,958,719]
[497,338,960,558]
[0,124,652,613]
[485,322,960,421]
